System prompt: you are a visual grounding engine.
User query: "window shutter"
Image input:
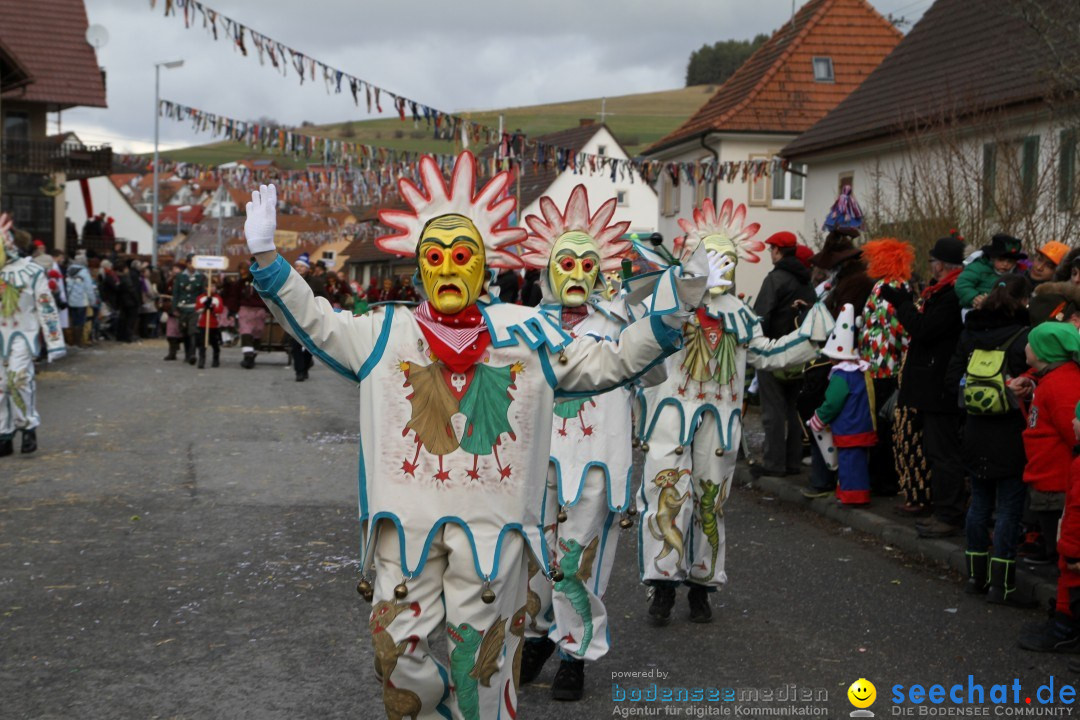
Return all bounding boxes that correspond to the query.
[1060,129,1077,213]
[982,143,996,216]
[1022,135,1040,205]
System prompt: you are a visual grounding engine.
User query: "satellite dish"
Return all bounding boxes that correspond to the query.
[85,24,109,50]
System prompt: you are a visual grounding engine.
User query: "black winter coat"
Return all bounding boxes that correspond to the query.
[753,256,816,339]
[894,282,964,413]
[825,258,875,319]
[944,308,1029,479]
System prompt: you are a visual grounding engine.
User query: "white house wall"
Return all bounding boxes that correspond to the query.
[64,176,153,251]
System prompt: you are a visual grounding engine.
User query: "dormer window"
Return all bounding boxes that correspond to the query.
[812,57,834,83]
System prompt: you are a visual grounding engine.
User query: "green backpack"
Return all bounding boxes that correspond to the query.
[962,329,1024,415]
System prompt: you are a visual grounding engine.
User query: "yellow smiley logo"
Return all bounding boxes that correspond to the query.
[847,678,876,709]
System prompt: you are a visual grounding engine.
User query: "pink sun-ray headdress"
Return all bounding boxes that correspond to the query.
[673,198,764,264]
[376,151,526,269]
[520,184,632,271]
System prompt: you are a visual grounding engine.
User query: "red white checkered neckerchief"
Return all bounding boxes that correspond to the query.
[560,304,590,330]
[414,301,490,372]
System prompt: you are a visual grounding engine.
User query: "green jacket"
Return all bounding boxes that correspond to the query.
[955,256,1000,309]
[173,271,207,312]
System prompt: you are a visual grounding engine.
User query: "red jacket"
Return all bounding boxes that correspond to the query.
[1023,362,1080,493]
[1059,453,1080,562]
[195,293,223,329]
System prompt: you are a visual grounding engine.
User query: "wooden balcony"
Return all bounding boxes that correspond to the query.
[1,138,113,179]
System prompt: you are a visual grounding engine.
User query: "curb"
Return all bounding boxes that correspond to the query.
[737,464,1058,610]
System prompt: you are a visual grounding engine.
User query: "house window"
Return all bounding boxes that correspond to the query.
[3,111,30,140]
[660,173,680,217]
[616,190,629,207]
[597,145,607,157]
[1059,129,1077,213]
[770,162,806,209]
[321,251,336,261]
[983,135,1040,216]
[749,154,769,206]
[812,57,834,83]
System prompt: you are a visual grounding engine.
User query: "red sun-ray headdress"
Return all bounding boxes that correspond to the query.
[376,151,526,269]
[673,198,764,265]
[520,184,632,272]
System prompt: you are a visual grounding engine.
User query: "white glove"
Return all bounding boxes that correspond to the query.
[706,251,735,290]
[244,184,278,254]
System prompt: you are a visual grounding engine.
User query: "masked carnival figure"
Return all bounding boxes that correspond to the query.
[513,185,652,700]
[632,199,833,624]
[0,213,65,457]
[245,153,719,720]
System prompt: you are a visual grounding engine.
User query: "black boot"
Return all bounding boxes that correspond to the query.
[551,658,585,702]
[648,585,676,626]
[164,338,180,361]
[965,551,989,595]
[1018,611,1080,653]
[241,351,255,369]
[0,436,12,457]
[687,585,712,623]
[211,347,220,368]
[987,557,1036,608]
[197,348,206,369]
[20,429,36,454]
[519,637,555,684]
[184,336,196,365]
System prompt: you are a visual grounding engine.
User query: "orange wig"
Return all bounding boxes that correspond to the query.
[863,238,914,283]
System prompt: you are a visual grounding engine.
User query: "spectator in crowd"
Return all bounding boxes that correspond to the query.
[237,263,269,368]
[1025,241,1070,292]
[521,268,543,306]
[956,233,1025,310]
[945,277,1031,605]
[811,227,874,318]
[324,272,353,310]
[139,266,161,338]
[65,251,96,348]
[495,268,521,303]
[116,259,144,343]
[97,258,120,342]
[752,231,816,478]
[879,235,967,538]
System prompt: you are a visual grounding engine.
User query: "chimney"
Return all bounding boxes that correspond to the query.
[579,118,596,127]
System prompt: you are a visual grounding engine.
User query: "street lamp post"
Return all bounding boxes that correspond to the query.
[152,59,183,269]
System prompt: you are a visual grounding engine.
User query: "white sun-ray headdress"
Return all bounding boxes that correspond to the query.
[633,198,763,270]
[520,184,632,271]
[376,151,526,269]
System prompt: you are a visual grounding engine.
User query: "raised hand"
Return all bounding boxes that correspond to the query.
[706,251,735,290]
[244,184,278,255]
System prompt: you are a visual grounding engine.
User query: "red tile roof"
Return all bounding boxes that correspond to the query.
[783,0,1080,158]
[0,0,106,110]
[645,0,901,155]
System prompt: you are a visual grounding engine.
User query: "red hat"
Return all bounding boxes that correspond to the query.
[765,231,797,249]
[795,244,814,269]
[33,238,45,248]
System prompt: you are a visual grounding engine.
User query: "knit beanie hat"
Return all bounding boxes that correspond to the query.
[1028,322,1080,364]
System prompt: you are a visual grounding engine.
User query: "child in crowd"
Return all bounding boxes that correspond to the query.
[808,304,877,506]
[1018,323,1080,653]
[956,233,1025,309]
[946,278,1030,605]
[193,281,224,369]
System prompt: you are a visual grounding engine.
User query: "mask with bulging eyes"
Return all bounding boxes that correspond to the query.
[548,230,601,307]
[416,214,487,315]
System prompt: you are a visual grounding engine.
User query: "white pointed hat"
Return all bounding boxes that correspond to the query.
[823,303,860,361]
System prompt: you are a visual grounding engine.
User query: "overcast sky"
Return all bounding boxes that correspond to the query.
[60,0,930,155]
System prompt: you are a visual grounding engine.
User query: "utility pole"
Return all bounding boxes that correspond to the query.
[152,59,183,268]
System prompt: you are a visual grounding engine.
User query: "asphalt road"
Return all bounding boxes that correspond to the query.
[2,342,1075,719]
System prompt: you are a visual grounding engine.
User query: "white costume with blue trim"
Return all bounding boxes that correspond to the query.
[252,255,701,719]
[1,256,65,438]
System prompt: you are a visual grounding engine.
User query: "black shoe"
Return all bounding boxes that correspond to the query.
[186,356,196,365]
[519,638,555,684]
[964,551,989,595]
[241,352,255,369]
[0,437,12,457]
[20,429,36,454]
[211,351,220,368]
[197,350,206,370]
[551,659,585,702]
[1018,613,1080,653]
[648,585,676,626]
[750,465,785,479]
[688,585,712,623]
[295,371,307,382]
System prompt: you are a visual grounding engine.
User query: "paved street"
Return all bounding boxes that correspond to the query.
[2,342,1073,719]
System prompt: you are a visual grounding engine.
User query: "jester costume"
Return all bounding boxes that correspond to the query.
[246,154,708,720]
[631,199,833,621]
[0,218,65,456]
[511,185,652,699]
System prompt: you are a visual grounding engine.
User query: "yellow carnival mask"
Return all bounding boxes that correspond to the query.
[548,231,600,307]
[703,233,738,295]
[417,214,486,314]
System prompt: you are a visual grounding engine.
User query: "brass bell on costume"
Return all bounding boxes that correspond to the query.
[481,582,496,605]
[557,506,568,523]
[632,437,640,449]
[641,441,650,452]
[558,352,568,365]
[619,516,633,529]
[675,445,684,455]
[550,564,564,582]
[626,505,638,517]
[356,578,374,602]
[715,447,725,457]
[394,582,409,600]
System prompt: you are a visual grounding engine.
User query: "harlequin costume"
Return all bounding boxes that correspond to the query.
[809,303,877,506]
[245,153,709,720]
[0,214,65,457]
[631,199,834,623]
[513,185,643,699]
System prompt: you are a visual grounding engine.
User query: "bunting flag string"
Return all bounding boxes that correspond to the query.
[158,99,791,197]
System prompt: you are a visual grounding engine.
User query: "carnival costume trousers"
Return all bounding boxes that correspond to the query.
[639,412,732,588]
[371,522,528,720]
[0,339,37,437]
[526,463,620,661]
